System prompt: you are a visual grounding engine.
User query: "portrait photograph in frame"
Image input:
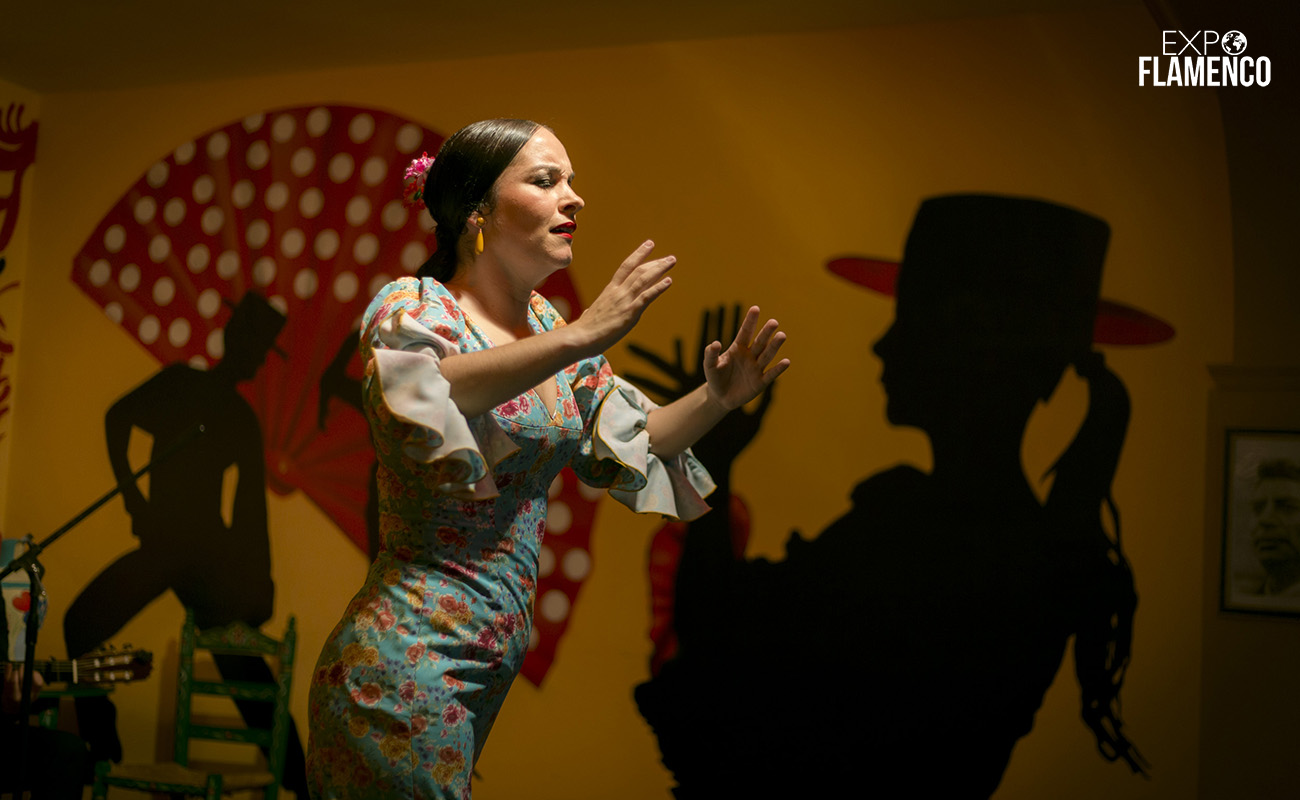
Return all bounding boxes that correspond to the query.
[1222,429,1300,616]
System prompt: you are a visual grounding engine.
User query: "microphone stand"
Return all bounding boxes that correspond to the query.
[0,423,204,798]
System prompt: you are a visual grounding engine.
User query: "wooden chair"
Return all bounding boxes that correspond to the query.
[92,609,297,800]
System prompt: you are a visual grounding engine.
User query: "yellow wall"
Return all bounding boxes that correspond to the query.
[4,6,1231,799]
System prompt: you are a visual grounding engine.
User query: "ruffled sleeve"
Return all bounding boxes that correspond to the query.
[361,278,518,499]
[566,355,715,521]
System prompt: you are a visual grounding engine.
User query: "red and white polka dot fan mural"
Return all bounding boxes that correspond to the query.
[70,104,600,685]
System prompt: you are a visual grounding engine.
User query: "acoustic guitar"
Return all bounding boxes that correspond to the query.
[6,647,153,685]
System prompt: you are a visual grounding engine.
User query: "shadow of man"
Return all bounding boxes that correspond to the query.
[634,195,1146,798]
[63,292,309,798]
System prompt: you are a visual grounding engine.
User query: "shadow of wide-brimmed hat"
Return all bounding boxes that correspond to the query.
[829,194,1175,347]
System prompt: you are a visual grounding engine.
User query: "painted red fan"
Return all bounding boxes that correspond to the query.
[70,105,598,685]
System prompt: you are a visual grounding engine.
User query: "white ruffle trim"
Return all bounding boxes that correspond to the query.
[593,377,715,521]
[371,310,518,499]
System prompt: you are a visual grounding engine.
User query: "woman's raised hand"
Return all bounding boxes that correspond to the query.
[702,306,790,411]
[572,241,676,355]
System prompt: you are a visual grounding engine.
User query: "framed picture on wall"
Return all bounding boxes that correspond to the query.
[1222,429,1300,616]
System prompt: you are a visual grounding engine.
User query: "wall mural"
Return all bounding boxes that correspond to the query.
[0,102,37,444]
[63,106,605,783]
[1,101,37,661]
[634,194,1175,798]
[0,103,38,255]
[0,259,15,440]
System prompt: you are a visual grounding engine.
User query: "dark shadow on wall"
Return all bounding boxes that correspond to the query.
[61,292,309,799]
[634,195,1149,798]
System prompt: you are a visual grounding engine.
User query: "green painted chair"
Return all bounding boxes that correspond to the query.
[92,609,297,800]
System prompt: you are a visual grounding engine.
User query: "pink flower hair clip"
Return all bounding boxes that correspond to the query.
[402,151,435,209]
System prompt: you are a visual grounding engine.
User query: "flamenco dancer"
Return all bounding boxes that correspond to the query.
[305,118,791,799]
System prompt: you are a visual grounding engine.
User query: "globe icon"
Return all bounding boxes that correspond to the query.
[1222,31,1247,55]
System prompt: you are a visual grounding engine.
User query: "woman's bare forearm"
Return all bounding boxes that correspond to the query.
[438,325,594,418]
[644,384,729,460]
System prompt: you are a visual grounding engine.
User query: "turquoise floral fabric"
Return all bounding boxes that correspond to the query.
[306,277,712,799]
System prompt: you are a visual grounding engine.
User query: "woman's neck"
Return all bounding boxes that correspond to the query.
[445,258,534,333]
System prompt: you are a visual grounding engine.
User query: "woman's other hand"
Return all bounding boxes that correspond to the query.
[627,304,778,473]
[702,305,789,411]
[571,241,676,355]
[637,304,788,461]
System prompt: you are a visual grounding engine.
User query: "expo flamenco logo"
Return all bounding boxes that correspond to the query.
[1140,29,1271,87]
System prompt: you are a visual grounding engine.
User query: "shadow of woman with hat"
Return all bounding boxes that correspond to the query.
[633,195,1149,798]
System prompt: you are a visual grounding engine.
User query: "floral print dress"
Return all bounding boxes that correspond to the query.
[306,277,713,800]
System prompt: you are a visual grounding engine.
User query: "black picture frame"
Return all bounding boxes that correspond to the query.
[1221,428,1300,616]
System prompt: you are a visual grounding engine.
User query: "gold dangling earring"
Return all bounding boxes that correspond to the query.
[475,221,485,255]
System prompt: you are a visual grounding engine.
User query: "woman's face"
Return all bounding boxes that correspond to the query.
[481,127,585,284]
